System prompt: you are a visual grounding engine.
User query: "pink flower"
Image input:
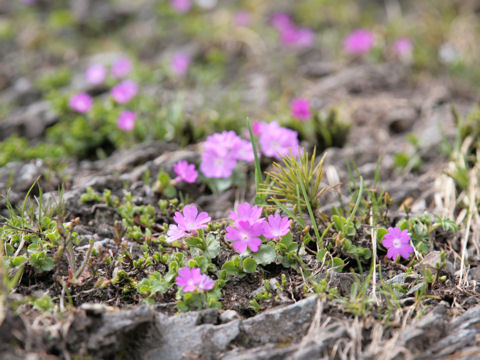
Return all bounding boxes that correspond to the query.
[234,10,251,27]
[271,13,293,31]
[251,121,263,135]
[174,205,211,232]
[112,57,132,78]
[393,37,413,57]
[69,93,93,113]
[176,267,214,292]
[229,203,264,226]
[176,267,201,292]
[258,122,299,159]
[170,0,191,13]
[295,28,316,48]
[344,29,375,55]
[171,53,191,77]
[173,160,198,183]
[271,13,315,49]
[226,220,264,253]
[165,205,210,243]
[165,224,186,243]
[198,274,214,290]
[280,27,315,48]
[200,131,251,178]
[382,227,414,260]
[203,131,238,153]
[111,80,138,104]
[200,148,237,178]
[117,110,136,131]
[85,64,107,85]
[263,214,291,240]
[232,139,254,162]
[291,98,311,121]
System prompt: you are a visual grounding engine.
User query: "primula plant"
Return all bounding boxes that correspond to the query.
[381,227,414,261]
[165,204,211,243]
[2,1,480,358]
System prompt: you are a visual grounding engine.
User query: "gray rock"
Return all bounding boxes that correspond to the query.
[414,251,455,276]
[468,267,480,281]
[401,303,449,352]
[0,160,44,192]
[311,63,408,94]
[12,77,39,106]
[387,105,419,133]
[65,304,158,358]
[238,296,318,347]
[219,310,241,324]
[315,271,357,296]
[302,61,338,78]
[143,311,240,360]
[421,305,480,359]
[0,101,57,140]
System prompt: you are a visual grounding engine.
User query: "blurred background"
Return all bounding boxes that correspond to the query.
[0,0,479,166]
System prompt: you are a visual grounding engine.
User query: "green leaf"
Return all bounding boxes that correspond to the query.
[185,236,205,250]
[174,252,184,263]
[11,256,27,267]
[242,258,257,273]
[157,171,170,185]
[222,260,237,276]
[436,217,458,232]
[394,153,409,169]
[317,248,328,262]
[211,178,232,193]
[29,252,54,273]
[143,273,169,295]
[332,257,345,272]
[164,186,176,198]
[376,227,388,241]
[252,244,277,266]
[331,215,345,231]
[205,234,220,259]
[193,256,209,273]
[33,295,54,313]
[358,248,371,259]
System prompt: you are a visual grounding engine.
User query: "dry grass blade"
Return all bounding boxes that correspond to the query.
[0,238,5,327]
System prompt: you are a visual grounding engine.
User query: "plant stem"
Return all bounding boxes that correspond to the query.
[299,180,321,245]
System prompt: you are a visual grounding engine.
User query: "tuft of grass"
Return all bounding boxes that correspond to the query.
[261,148,328,213]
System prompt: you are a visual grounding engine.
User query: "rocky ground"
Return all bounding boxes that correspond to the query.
[1,1,480,359]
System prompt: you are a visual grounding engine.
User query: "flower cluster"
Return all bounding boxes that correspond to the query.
[393,38,413,58]
[166,205,211,242]
[290,98,311,121]
[382,227,414,260]
[117,110,136,131]
[226,202,291,254]
[69,93,93,114]
[85,64,107,85]
[85,57,132,86]
[344,29,375,55]
[171,52,191,77]
[200,131,254,178]
[112,57,132,79]
[111,80,138,104]
[70,56,139,131]
[170,0,192,13]
[176,267,214,293]
[271,13,315,49]
[257,122,300,160]
[173,161,198,183]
